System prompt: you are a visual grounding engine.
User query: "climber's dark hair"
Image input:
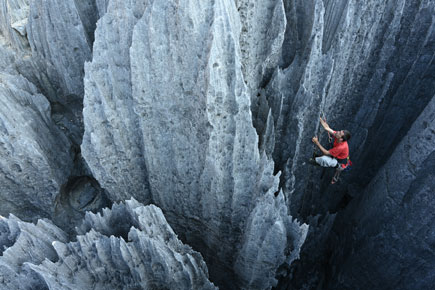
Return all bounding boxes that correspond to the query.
[342,130,351,141]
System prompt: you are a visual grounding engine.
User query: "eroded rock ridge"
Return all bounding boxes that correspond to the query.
[0,0,434,289]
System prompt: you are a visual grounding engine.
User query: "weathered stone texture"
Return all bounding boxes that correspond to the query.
[276,213,336,290]
[82,0,150,202]
[237,0,286,94]
[234,192,308,289]
[319,0,435,188]
[26,0,92,100]
[32,200,217,290]
[0,200,216,290]
[265,0,334,215]
[0,72,73,221]
[0,214,68,290]
[325,96,435,290]
[0,0,434,289]
[0,0,30,50]
[82,0,308,289]
[96,0,110,18]
[263,0,435,220]
[73,0,99,46]
[131,1,308,288]
[236,0,288,152]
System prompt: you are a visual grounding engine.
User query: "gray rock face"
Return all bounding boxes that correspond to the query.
[277,213,337,290]
[0,0,434,289]
[0,200,216,290]
[0,0,30,50]
[237,0,287,150]
[82,0,150,203]
[318,0,435,187]
[0,72,73,221]
[233,193,308,289]
[0,0,109,228]
[82,0,308,288]
[72,0,99,46]
[26,0,92,100]
[1,0,97,105]
[237,0,286,94]
[0,214,68,290]
[0,0,97,145]
[257,0,435,219]
[95,0,110,18]
[271,0,435,287]
[31,200,218,290]
[325,97,435,290]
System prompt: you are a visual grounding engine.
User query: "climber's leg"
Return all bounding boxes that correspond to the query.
[314,155,338,167]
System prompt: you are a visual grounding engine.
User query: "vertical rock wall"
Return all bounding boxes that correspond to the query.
[0,0,113,237]
[272,0,435,288]
[82,0,150,202]
[0,0,105,224]
[82,0,308,288]
[263,0,435,220]
[0,72,73,220]
[237,0,286,95]
[325,97,435,290]
[0,0,434,289]
[26,0,92,100]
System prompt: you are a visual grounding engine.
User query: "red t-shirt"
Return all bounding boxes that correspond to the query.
[329,134,349,160]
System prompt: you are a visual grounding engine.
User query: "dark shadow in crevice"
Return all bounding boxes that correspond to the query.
[0,220,18,255]
[54,175,111,237]
[51,94,84,148]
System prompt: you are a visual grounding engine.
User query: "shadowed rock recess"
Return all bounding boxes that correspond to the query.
[0,0,434,289]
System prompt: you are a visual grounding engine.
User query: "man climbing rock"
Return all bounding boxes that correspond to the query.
[310,117,351,184]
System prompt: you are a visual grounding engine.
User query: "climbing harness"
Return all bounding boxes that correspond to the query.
[331,156,352,184]
[313,110,354,184]
[342,156,352,172]
[319,112,351,169]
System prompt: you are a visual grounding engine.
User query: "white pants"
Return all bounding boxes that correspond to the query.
[315,155,338,167]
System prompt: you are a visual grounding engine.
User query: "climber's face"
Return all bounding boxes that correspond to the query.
[334,130,344,142]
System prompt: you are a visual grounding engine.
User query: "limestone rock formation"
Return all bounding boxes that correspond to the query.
[1,0,97,105]
[82,0,309,288]
[33,199,217,290]
[233,193,308,289]
[0,200,217,290]
[0,214,69,290]
[325,97,435,290]
[82,0,150,202]
[272,0,435,287]
[0,0,110,234]
[26,0,92,100]
[0,71,73,221]
[0,0,434,289]
[0,0,30,50]
[237,0,286,95]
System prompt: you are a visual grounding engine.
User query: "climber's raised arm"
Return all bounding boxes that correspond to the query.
[312,136,331,156]
[319,117,335,135]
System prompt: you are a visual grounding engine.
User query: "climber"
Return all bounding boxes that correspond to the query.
[310,117,351,184]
